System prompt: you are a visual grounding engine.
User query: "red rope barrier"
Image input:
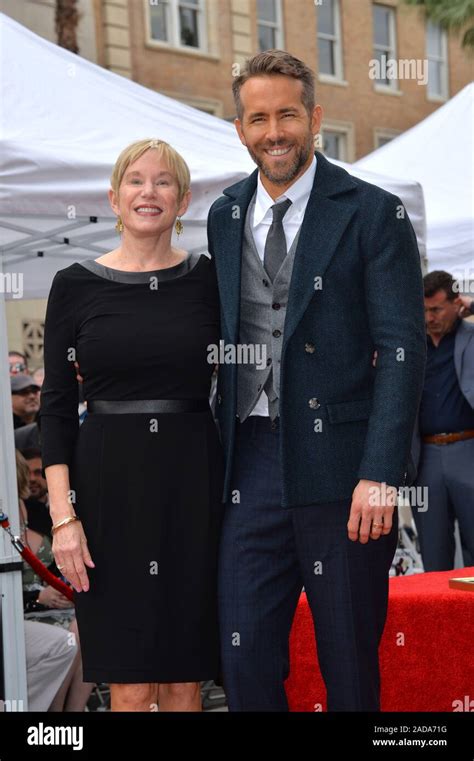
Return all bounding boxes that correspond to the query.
[0,513,74,603]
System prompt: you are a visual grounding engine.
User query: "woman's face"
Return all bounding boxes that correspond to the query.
[109,149,190,238]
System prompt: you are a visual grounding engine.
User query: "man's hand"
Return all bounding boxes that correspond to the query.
[459,296,473,319]
[38,585,72,609]
[347,479,397,544]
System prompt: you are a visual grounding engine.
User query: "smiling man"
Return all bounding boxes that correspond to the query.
[207,50,426,712]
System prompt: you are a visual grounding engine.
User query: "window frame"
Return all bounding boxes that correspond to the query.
[317,0,344,83]
[372,3,398,93]
[146,0,208,55]
[256,0,284,52]
[426,19,449,101]
[373,127,401,149]
[320,120,355,163]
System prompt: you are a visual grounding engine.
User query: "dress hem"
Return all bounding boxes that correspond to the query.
[83,667,220,684]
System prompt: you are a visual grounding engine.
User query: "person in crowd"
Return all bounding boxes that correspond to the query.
[32,367,45,388]
[14,420,41,451]
[21,447,52,539]
[9,350,29,376]
[11,374,40,429]
[40,139,223,712]
[15,449,88,711]
[412,271,474,571]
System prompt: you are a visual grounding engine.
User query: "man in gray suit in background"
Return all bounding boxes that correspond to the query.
[413,270,474,571]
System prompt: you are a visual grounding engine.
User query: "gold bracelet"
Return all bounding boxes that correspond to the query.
[51,515,80,534]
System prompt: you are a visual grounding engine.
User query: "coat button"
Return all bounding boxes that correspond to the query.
[217,394,222,405]
[266,357,272,366]
[262,279,269,287]
[273,329,282,338]
[272,302,281,310]
[308,397,320,409]
[304,342,315,354]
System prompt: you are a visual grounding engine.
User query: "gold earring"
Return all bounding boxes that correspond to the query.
[115,216,124,234]
[175,217,183,238]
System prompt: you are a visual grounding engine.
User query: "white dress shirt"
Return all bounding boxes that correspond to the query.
[249,154,317,417]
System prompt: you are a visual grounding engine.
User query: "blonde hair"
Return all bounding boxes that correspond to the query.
[110,139,191,203]
[16,449,30,501]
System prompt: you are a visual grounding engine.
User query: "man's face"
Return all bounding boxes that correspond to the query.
[235,75,322,191]
[27,457,48,500]
[424,289,461,336]
[11,387,40,417]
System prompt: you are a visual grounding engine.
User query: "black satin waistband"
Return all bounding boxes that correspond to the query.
[87,399,210,414]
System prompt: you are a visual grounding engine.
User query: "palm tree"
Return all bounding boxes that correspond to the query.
[404,0,474,49]
[55,0,79,54]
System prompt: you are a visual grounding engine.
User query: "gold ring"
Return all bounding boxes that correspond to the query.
[372,522,384,529]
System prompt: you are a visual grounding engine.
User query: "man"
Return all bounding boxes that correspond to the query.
[11,374,40,429]
[22,447,53,537]
[9,350,29,376]
[412,271,474,571]
[207,50,426,711]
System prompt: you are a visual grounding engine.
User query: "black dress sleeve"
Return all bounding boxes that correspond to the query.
[40,270,79,470]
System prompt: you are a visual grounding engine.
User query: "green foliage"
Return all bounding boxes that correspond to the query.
[404,0,474,48]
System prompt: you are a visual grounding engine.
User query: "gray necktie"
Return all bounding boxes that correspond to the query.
[263,198,292,282]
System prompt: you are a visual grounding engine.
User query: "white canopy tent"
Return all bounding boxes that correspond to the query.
[356,83,474,280]
[0,12,428,299]
[0,12,427,706]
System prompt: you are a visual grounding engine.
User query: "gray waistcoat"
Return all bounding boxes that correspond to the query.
[237,192,302,421]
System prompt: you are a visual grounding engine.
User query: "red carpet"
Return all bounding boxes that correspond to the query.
[285,567,474,711]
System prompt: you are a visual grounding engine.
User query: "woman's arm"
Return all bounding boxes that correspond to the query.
[45,463,75,525]
[40,270,94,592]
[40,270,79,471]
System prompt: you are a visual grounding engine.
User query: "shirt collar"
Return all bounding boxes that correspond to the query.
[253,154,317,227]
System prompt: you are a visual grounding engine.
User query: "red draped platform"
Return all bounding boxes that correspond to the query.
[285,567,474,712]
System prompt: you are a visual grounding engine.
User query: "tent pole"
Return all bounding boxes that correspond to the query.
[0,288,28,712]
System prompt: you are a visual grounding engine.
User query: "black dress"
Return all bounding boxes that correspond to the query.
[40,253,224,684]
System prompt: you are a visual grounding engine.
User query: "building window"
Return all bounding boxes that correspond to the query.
[317,0,343,80]
[426,20,448,99]
[374,128,400,149]
[257,0,283,51]
[148,0,206,51]
[321,129,347,161]
[372,3,397,89]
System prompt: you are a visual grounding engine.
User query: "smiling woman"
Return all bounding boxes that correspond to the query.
[40,138,224,713]
[97,139,192,271]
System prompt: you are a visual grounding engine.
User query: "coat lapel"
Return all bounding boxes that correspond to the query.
[211,153,358,347]
[211,170,258,341]
[283,153,357,351]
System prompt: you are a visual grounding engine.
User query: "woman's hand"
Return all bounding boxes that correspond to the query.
[52,521,95,593]
[74,361,84,383]
[38,585,72,609]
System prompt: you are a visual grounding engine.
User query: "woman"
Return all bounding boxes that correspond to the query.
[40,139,224,712]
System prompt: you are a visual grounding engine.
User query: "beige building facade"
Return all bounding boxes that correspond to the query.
[2,0,472,159]
[1,0,472,363]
